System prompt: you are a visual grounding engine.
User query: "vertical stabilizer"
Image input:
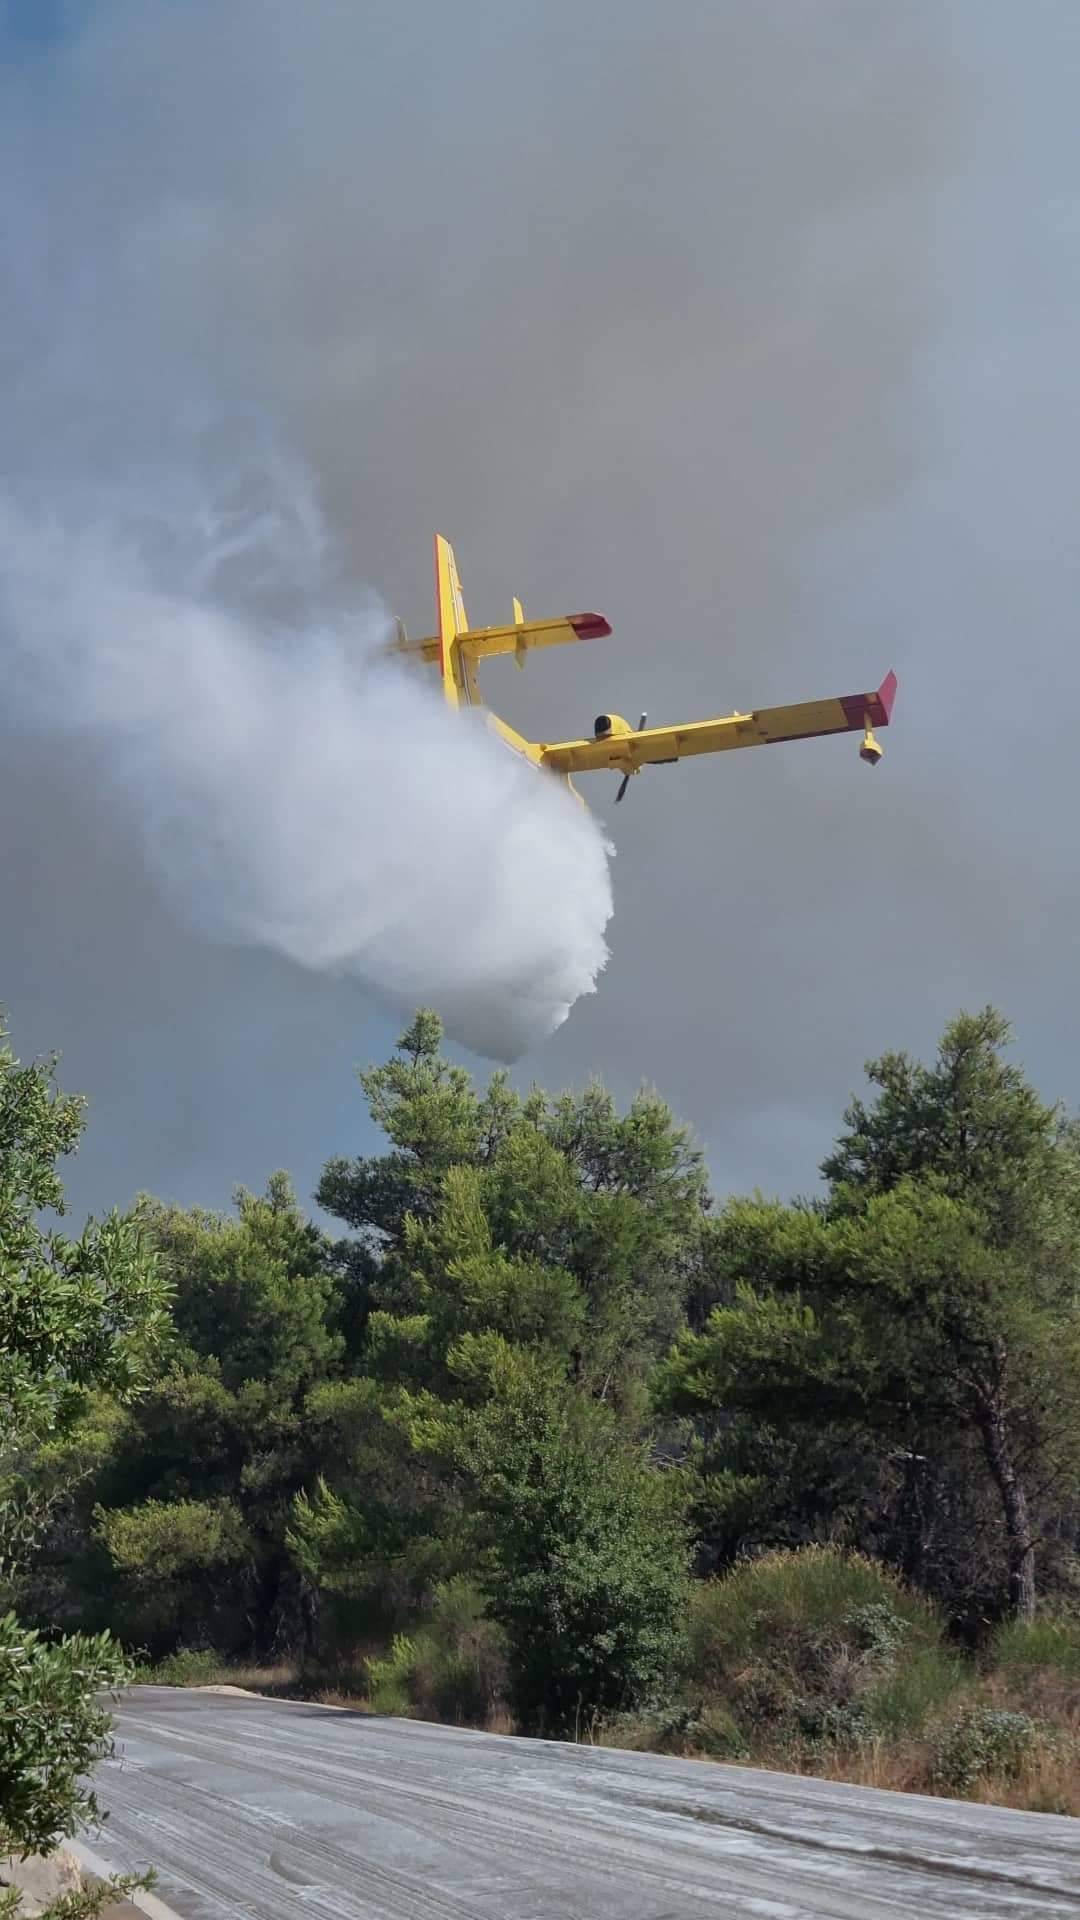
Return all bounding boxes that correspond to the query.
[433,534,478,707]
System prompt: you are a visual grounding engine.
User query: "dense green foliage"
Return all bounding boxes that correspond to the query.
[658,1011,1080,1629]
[393,1336,691,1731]
[0,1617,128,1859]
[0,1021,168,1916]
[684,1547,961,1750]
[5,999,1080,1838]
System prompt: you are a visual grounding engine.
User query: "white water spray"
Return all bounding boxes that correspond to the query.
[0,459,612,1060]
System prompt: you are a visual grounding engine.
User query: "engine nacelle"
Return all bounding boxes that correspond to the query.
[593,713,634,740]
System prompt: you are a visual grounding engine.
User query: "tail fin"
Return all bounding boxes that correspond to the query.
[426,534,610,706]
[434,534,472,707]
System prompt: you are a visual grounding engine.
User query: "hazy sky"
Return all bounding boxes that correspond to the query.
[3,1,1080,1224]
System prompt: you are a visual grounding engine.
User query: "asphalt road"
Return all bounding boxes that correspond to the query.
[87,1687,1080,1919]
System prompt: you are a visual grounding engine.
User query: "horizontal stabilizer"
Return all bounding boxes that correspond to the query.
[392,612,612,665]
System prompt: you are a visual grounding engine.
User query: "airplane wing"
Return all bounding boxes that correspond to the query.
[539,673,897,775]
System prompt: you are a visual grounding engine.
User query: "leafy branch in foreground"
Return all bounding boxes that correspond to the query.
[0,1018,170,1908]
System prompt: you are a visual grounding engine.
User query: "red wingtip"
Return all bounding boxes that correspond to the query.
[840,672,898,730]
[568,613,612,639]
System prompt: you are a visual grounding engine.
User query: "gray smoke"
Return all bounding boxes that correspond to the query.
[8,2,1072,1229]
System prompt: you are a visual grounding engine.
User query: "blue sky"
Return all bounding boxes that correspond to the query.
[2,0,95,50]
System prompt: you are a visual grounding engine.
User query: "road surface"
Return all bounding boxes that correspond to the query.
[88,1687,1080,1919]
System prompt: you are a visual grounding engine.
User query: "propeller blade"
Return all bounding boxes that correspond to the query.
[614,715,646,805]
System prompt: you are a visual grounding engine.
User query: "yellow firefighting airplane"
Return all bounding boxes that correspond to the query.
[392,536,897,805]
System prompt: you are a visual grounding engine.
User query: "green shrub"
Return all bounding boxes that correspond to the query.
[0,1615,131,1860]
[863,1646,966,1735]
[364,1635,416,1717]
[93,1498,254,1654]
[992,1615,1080,1679]
[362,1582,510,1724]
[134,1647,224,1687]
[930,1706,1041,1795]
[605,1701,749,1759]
[443,1348,691,1735]
[687,1547,952,1751]
[670,1703,749,1760]
[411,1578,509,1724]
[844,1600,909,1661]
[689,1547,941,1676]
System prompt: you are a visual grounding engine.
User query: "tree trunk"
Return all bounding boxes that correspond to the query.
[976,1396,1036,1621]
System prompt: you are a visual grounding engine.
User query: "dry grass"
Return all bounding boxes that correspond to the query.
[732,1735,1077,1813]
[215,1659,299,1693]
[967,1664,1080,1812]
[591,1719,655,1753]
[306,1686,371,1711]
[799,1735,932,1796]
[484,1705,516,1736]
[982,1662,1080,1732]
[589,1716,1080,1813]
[970,1746,1080,1818]
[590,1717,934,1793]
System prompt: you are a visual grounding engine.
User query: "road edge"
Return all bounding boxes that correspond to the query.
[66,1840,187,1920]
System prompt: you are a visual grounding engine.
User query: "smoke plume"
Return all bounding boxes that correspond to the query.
[5,0,1027,1225]
[0,450,612,1060]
